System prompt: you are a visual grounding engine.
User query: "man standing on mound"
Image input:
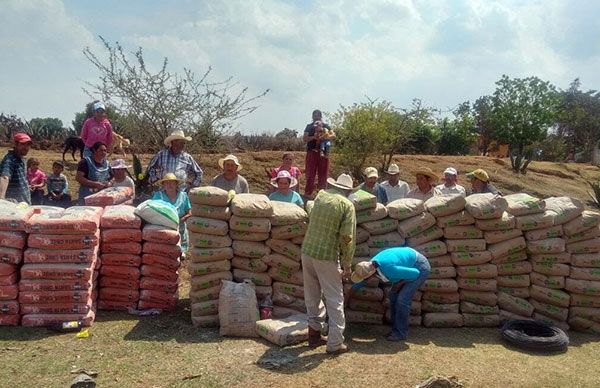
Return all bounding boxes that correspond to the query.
[301,173,356,355]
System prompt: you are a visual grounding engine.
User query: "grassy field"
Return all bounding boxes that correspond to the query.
[1,146,600,387]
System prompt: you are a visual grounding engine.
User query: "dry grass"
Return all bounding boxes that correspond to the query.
[1,147,600,387]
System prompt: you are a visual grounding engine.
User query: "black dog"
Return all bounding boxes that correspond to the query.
[63,135,85,161]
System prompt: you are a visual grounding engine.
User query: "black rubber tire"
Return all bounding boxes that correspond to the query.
[501,319,569,352]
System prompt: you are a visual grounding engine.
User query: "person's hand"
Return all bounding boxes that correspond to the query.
[341,267,351,281]
[180,214,191,222]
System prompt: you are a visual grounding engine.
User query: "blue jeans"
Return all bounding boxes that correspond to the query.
[388,253,430,338]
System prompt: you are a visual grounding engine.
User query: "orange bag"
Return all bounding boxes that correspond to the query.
[20,263,96,281]
[139,277,178,293]
[142,242,181,259]
[27,231,100,250]
[0,231,26,249]
[101,242,142,255]
[0,314,19,325]
[20,302,93,315]
[21,310,96,327]
[24,247,97,264]
[142,224,181,244]
[0,203,34,231]
[97,299,138,311]
[99,265,140,280]
[100,254,141,267]
[0,273,18,286]
[0,300,19,315]
[101,229,142,243]
[19,278,95,292]
[0,247,23,265]
[0,263,16,276]
[98,287,139,302]
[19,289,93,304]
[25,206,102,235]
[84,187,133,207]
[141,254,180,271]
[140,265,178,282]
[99,277,140,290]
[100,205,142,229]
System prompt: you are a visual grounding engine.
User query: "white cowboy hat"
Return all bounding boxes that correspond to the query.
[326,173,356,192]
[386,163,400,175]
[155,172,185,186]
[164,130,192,147]
[271,170,298,188]
[110,159,131,170]
[218,154,243,171]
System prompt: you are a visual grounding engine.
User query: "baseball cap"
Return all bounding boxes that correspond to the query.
[364,167,379,179]
[466,169,489,182]
[93,102,106,112]
[443,167,458,176]
[13,133,32,144]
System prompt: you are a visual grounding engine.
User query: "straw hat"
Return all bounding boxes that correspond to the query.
[155,172,184,186]
[271,170,298,188]
[466,169,489,182]
[164,130,192,147]
[351,261,375,283]
[326,173,356,192]
[110,159,131,170]
[415,167,438,181]
[218,154,243,171]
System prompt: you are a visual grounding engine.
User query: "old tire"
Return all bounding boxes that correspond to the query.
[501,319,569,352]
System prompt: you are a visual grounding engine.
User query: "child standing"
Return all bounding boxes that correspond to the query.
[27,157,46,205]
[110,159,136,197]
[152,173,192,255]
[45,160,72,208]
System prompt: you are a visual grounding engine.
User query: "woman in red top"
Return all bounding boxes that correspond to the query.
[270,152,302,192]
[80,101,113,158]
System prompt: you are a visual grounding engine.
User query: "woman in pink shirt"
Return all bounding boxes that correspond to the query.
[80,101,113,158]
[270,152,302,192]
[27,157,47,205]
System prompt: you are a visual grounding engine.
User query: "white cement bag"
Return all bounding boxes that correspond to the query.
[232,240,271,259]
[457,277,497,292]
[361,218,398,236]
[265,239,301,261]
[356,203,388,224]
[268,267,303,286]
[497,292,534,317]
[270,223,307,240]
[565,278,600,296]
[231,194,273,218]
[504,193,546,216]
[421,300,459,313]
[570,294,600,308]
[187,217,229,236]
[563,210,600,236]
[484,229,523,245]
[475,212,515,231]
[524,225,563,241]
[232,269,272,286]
[348,189,377,211]
[273,282,304,299]
[446,239,486,253]
[462,314,500,327]
[496,274,530,288]
[490,249,528,265]
[189,232,232,248]
[386,198,424,220]
[189,247,234,263]
[190,271,233,291]
[255,314,308,346]
[488,237,526,259]
[344,284,384,302]
[422,292,460,304]
[420,279,458,293]
[428,255,453,267]
[229,230,270,242]
[570,254,600,268]
[530,272,565,289]
[514,210,555,231]
[526,238,566,255]
[231,256,269,273]
[545,196,584,225]
[134,200,179,230]
[229,216,271,234]
[465,193,508,220]
[569,267,600,281]
[436,210,475,228]
[356,226,370,244]
[423,313,463,328]
[424,195,466,217]
[192,300,219,317]
[219,280,259,337]
[529,252,571,264]
[497,261,532,276]
[444,225,482,240]
[459,290,498,306]
[188,260,231,276]
[530,285,570,307]
[405,226,442,247]
[414,240,447,258]
[191,203,231,221]
[531,262,570,276]
[273,292,306,313]
[455,264,497,279]
[269,201,307,226]
[397,213,436,238]
[368,231,405,248]
[566,226,600,244]
[190,285,223,304]
[451,251,492,266]
[262,253,301,273]
[566,238,600,254]
[428,266,457,279]
[497,286,530,299]
[189,186,233,206]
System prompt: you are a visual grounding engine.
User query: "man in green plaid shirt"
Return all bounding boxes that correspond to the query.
[301,173,356,355]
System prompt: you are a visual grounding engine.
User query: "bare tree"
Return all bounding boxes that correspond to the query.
[83,36,269,151]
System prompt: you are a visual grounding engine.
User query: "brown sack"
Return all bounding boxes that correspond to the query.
[231,194,273,218]
[496,274,530,288]
[427,255,453,267]
[497,261,532,276]
[190,204,231,221]
[462,313,500,327]
[405,226,442,247]
[232,240,271,259]
[387,198,424,220]
[497,292,534,317]
[444,225,482,240]
[271,223,307,240]
[229,216,271,234]
[422,292,460,304]
[530,285,570,308]
[428,266,457,279]
[455,264,497,279]
[459,290,498,306]
[420,279,458,293]
[190,271,233,291]
[565,226,600,244]
[565,278,600,296]
[424,195,466,217]
[414,240,447,258]
[504,193,546,216]
[436,210,475,228]
[531,262,570,277]
[356,203,388,224]
[269,201,307,226]
[368,231,405,249]
[456,277,497,292]
[232,269,272,286]
[186,217,229,236]
[464,193,508,219]
[526,238,565,255]
[524,225,563,241]
[265,239,301,261]
[484,229,523,245]
[189,247,233,263]
[566,238,600,254]
[568,316,600,335]
[490,249,528,264]
[545,196,584,225]
[423,312,464,328]
[488,237,527,259]
[189,186,233,206]
[421,300,459,313]
[529,252,571,264]
[515,211,555,231]
[451,251,492,266]
[570,294,600,308]
[445,239,486,253]
[531,299,569,321]
[497,286,530,299]
[231,257,269,273]
[475,212,515,231]
[255,314,309,347]
[570,254,600,268]
[397,213,436,238]
[219,280,259,337]
[460,301,500,315]
[229,230,270,242]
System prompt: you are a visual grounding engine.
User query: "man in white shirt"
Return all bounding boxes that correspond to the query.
[436,167,466,197]
[380,163,409,202]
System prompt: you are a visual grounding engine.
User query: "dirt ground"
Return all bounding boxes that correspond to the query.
[1,147,600,387]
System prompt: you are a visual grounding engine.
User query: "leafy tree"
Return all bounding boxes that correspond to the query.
[556,78,600,164]
[25,117,72,141]
[490,75,560,173]
[275,128,298,138]
[473,96,495,155]
[82,36,269,151]
[0,113,26,140]
[437,101,477,155]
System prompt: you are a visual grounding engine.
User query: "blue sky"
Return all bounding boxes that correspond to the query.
[1,0,599,135]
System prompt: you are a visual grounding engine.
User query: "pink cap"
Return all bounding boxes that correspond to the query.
[13,133,32,144]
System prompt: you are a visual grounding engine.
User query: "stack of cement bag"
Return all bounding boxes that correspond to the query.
[187,186,234,327]
[21,207,102,327]
[98,205,142,310]
[267,201,307,318]
[0,201,34,326]
[561,203,600,333]
[139,223,181,311]
[228,194,274,304]
[345,190,398,324]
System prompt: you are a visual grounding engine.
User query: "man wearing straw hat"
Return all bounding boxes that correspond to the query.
[147,130,203,190]
[381,163,409,203]
[406,167,441,201]
[350,247,430,341]
[211,154,249,194]
[301,173,356,355]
